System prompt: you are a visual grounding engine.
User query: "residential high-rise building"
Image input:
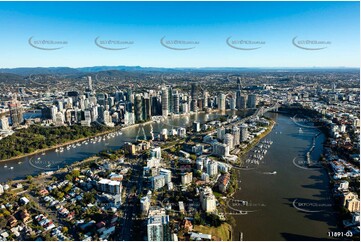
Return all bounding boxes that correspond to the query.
[150,147,162,160]
[218,93,226,111]
[147,207,170,241]
[159,169,172,184]
[240,124,249,142]
[193,121,201,132]
[217,126,225,140]
[212,142,230,157]
[8,98,24,127]
[181,172,193,186]
[151,175,166,191]
[200,187,217,213]
[232,126,240,146]
[181,102,189,114]
[0,117,10,131]
[97,179,122,195]
[207,160,218,177]
[203,91,209,108]
[224,133,234,150]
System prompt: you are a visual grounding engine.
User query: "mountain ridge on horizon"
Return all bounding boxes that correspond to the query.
[0,65,359,76]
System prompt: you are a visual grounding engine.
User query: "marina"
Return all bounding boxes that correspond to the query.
[231,113,337,240]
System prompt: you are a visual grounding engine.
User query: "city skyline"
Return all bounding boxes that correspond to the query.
[0,1,359,68]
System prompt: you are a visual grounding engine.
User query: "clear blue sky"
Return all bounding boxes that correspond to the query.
[0,1,359,68]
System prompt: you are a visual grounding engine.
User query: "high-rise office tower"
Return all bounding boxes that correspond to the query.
[247,94,257,108]
[143,96,151,121]
[115,91,124,102]
[237,77,242,90]
[168,86,173,114]
[134,94,143,122]
[236,90,242,109]
[161,88,169,117]
[96,93,107,106]
[151,96,161,116]
[87,76,93,92]
[190,83,198,112]
[230,96,236,110]
[173,92,180,114]
[126,89,134,103]
[240,94,248,109]
[108,97,115,107]
[97,105,105,122]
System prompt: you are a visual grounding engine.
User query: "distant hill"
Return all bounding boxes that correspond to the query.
[76,65,177,73]
[0,67,81,76]
[0,73,24,83]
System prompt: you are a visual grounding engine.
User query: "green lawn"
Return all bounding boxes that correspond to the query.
[193,223,232,241]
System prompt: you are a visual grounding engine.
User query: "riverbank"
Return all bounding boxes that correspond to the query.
[239,119,276,158]
[0,128,117,163]
[193,223,232,241]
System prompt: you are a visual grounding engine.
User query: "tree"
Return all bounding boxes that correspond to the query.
[65,174,72,181]
[194,212,201,225]
[62,226,69,234]
[71,170,80,178]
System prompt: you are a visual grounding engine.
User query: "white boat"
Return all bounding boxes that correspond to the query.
[42,152,46,155]
[263,171,277,175]
[10,167,14,170]
[4,165,7,168]
[37,157,41,160]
